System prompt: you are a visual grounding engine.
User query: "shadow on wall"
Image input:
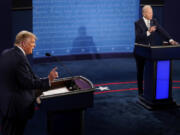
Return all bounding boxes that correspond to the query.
[71,26,100,59]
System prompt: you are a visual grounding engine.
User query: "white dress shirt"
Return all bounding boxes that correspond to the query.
[143,17,151,36]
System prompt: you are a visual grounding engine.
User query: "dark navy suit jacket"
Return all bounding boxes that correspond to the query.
[0,46,50,119]
[135,18,171,45]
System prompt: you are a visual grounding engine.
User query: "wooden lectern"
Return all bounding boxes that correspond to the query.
[134,43,180,110]
[38,76,94,135]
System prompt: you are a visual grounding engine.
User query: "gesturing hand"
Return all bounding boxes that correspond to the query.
[170,40,179,45]
[48,67,59,82]
[149,26,156,33]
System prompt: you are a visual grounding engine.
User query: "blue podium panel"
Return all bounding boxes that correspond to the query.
[156,60,170,99]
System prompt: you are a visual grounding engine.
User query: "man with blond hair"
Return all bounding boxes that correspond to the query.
[0,30,58,135]
[134,5,178,95]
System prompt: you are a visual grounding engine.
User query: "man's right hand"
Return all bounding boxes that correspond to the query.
[149,26,156,33]
[48,67,59,82]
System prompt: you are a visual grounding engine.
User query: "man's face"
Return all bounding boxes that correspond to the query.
[23,37,36,55]
[143,8,153,20]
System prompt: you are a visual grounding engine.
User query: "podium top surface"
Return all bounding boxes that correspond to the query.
[134,43,180,60]
[39,76,94,111]
[135,43,180,48]
[40,76,94,100]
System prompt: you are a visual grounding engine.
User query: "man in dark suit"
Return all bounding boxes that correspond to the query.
[134,5,178,95]
[0,31,58,135]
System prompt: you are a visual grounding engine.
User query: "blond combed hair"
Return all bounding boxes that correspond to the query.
[14,30,37,45]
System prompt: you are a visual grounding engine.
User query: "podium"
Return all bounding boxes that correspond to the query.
[134,43,180,110]
[39,76,94,135]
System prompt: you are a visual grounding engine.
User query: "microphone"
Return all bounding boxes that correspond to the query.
[45,53,79,91]
[45,53,73,77]
[45,52,51,57]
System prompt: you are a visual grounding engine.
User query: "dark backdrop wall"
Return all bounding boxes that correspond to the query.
[0,1,12,54]
[12,9,33,64]
[12,9,32,42]
[164,0,180,42]
[140,0,164,4]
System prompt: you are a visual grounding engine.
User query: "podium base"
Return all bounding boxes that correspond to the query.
[137,95,179,110]
[47,110,84,135]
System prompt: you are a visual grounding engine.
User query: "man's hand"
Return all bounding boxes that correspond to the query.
[36,97,41,104]
[149,26,156,33]
[170,40,179,45]
[48,67,59,82]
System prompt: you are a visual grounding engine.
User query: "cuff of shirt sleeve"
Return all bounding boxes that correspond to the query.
[169,39,174,43]
[147,31,151,36]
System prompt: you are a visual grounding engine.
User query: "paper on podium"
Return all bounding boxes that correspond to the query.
[42,87,69,96]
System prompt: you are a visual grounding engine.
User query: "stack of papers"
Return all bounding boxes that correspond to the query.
[42,87,69,96]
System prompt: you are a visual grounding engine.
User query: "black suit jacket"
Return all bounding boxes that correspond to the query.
[135,18,171,45]
[0,46,50,118]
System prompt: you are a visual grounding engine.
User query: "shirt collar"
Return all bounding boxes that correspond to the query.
[143,17,150,23]
[16,45,26,56]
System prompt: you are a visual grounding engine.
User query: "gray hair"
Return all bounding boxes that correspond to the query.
[142,5,152,14]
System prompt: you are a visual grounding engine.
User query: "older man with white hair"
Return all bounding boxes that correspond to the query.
[135,5,178,45]
[134,5,178,96]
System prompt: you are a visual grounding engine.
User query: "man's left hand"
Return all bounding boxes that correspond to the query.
[170,40,179,45]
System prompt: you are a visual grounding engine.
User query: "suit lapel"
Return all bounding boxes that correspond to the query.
[140,18,148,31]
